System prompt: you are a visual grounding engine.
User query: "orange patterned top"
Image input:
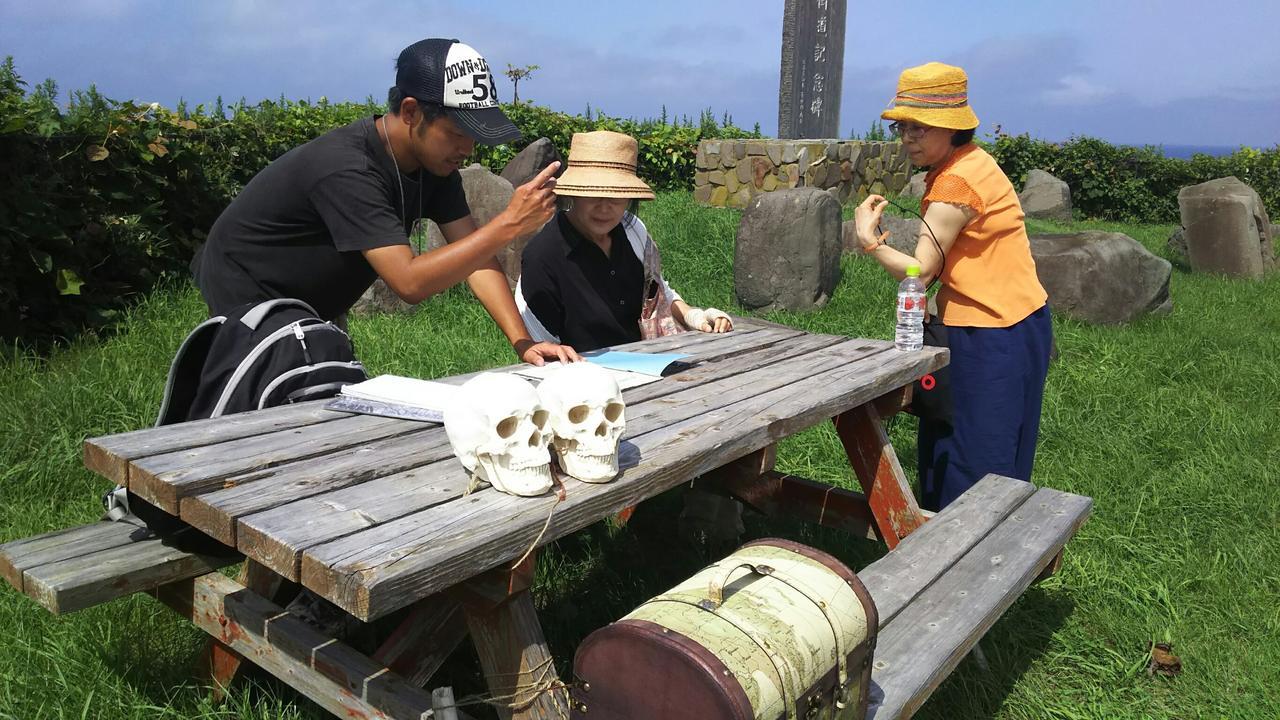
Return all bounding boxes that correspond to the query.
[922,143,1047,328]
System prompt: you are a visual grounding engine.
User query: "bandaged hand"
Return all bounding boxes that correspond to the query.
[683,307,733,333]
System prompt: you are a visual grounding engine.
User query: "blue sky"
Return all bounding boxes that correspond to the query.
[2,0,1277,148]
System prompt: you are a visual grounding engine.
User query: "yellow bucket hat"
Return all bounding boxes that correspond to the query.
[880,62,980,131]
[554,131,655,199]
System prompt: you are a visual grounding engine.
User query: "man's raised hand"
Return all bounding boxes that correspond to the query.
[501,161,562,240]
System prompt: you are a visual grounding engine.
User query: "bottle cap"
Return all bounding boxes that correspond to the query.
[905,264,921,277]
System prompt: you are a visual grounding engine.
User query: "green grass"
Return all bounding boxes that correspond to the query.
[2,191,1278,719]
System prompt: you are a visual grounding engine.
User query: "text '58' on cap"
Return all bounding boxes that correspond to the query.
[395,38,522,145]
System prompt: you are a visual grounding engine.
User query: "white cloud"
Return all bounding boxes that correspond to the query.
[1042,74,1113,106]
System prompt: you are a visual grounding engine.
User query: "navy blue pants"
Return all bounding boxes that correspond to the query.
[918,305,1053,511]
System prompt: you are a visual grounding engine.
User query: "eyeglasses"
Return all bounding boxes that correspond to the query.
[889,121,932,139]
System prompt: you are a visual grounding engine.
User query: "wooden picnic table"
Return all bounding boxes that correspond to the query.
[78,317,949,719]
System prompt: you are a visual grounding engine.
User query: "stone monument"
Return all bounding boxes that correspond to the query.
[778,0,847,139]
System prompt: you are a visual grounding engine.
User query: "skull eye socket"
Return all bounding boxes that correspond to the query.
[604,402,624,423]
[496,416,519,439]
[533,410,549,429]
[568,405,590,424]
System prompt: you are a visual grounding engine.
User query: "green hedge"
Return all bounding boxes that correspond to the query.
[987,133,1280,223]
[0,58,757,349]
[3,55,1275,349]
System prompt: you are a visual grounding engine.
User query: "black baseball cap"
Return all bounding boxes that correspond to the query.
[395,38,522,145]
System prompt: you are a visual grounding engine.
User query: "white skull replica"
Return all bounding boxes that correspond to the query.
[537,363,626,483]
[444,373,553,497]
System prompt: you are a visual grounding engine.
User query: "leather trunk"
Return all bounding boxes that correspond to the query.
[571,538,877,719]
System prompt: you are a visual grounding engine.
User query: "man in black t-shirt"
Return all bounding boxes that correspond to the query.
[194,38,578,365]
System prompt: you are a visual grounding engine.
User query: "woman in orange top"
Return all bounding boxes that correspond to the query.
[854,62,1053,510]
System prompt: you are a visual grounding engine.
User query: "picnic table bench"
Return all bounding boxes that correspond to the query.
[1,318,1091,719]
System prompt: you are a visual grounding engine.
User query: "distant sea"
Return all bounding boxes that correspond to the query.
[1156,144,1244,159]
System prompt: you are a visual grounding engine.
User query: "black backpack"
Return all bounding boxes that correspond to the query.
[158,298,366,423]
[104,298,367,538]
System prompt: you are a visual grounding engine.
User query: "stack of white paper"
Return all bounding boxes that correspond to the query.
[340,375,461,412]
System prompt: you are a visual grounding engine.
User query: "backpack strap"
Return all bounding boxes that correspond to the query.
[100,485,148,528]
[155,315,226,427]
[240,298,319,330]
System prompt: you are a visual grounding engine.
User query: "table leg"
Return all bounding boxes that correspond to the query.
[201,559,296,700]
[463,591,568,720]
[610,505,637,527]
[1034,548,1066,583]
[457,552,569,719]
[833,394,927,549]
[372,595,469,686]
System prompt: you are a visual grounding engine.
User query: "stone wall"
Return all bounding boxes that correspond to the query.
[693,139,911,208]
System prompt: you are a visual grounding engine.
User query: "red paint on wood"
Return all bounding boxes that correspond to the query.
[832,404,925,549]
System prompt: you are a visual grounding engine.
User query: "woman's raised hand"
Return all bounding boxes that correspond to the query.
[854,194,891,252]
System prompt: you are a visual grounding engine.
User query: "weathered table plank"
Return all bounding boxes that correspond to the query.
[128,415,419,514]
[175,325,803,532]
[303,343,946,619]
[644,324,806,364]
[244,338,892,583]
[1,521,143,591]
[623,338,889,427]
[623,331,845,406]
[441,323,777,386]
[83,401,341,484]
[856,474,1038,626]
[136,326,805,520]
[237,459,474,579]
[179,427,447,546]
[81,320,779,486]
[23,532,237,614]
[867,487,1093,719]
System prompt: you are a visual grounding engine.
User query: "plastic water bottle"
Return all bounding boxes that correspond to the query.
[895,264,926,352]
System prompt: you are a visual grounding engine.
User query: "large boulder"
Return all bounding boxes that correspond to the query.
[903,171,927,198]
[350,277,414,315]
[1030,231,1173,324]
[735,188,842,312]
[500,137,564,189]
[1177,176,1275,279]
[842,215,920,255]
[1018,169,1072,222]
[425,164,521,288]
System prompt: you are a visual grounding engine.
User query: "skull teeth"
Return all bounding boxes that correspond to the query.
[478,459,553,497]
[557,451,619,483]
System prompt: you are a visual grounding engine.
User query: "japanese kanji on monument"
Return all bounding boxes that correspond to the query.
[778,0,847,139]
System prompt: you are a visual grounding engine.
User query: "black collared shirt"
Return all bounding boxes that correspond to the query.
[519,211,646,351]
[194,116,469,320]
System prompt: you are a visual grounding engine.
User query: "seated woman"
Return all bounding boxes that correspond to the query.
[516,130,739,551]
[516,130,731,351]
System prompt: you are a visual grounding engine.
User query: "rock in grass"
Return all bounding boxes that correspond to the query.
[1177,176,1275,279]
[1030,231,1173,324]
[1019,169,1073,222]
[735,188,841,312]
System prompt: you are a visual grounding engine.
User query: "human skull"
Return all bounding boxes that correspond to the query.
[536,363,626,483]
[444,373,553,497]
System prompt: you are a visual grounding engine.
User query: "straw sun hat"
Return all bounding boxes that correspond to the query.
[554,131,655,199]
[880,62,980,131]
